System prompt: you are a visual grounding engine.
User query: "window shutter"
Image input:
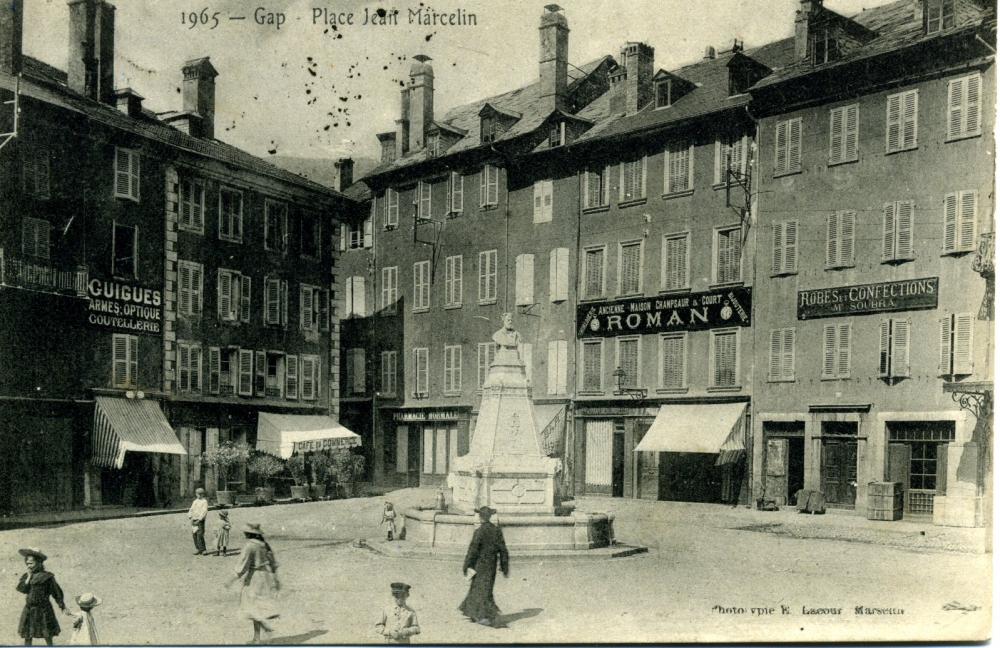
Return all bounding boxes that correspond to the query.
[825,213,838,268]
[886,93,901,151]
[209,347,220,394]
[878,320,891,377]
[488,166,498,205]
[191,346,202,392]
[363,217,373,248]
[830,108,844,164]
[619,162,629,202]
[480,167,488,206]
[965,74,981,136]
[783,221,797,274]
[339,223,346,251]
[255,351,266,396]
[775,121,788,173]
[947,77,963,139]
[319,290,329,331]
[895,201,913,259]
[640,155,648,198]
[840,211,855,266]
[218,271,232,320]
[836,324,851,378]
[822,325,836,378]
[238,349,253,396]
[954,313,973,374]
[240,275,251,323]
[126,336,137,386]
[281,280,289,326]
[549,248,568,302]
[943,193,958,253]
[300,284,313,330]
[353,276,365,316]
[939,316,953,375]
[769,329,782,381]
[959,190,977,251]
[902,90,918,149]
[519,343,532,384]
[178,345,190,391]
[788,118,801,171]
[129,150,140,199]
[781,328,795,381]
[771,224,783,274]
[892,319,910,377]
[115,149,130,196]
[179,263,192,316]
[515,254,534,306]
[844,105,858,161]
[882,203,896,261]
[286,354,299,399]
[265,279,279,324]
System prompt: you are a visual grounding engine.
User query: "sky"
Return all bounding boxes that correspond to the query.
[22,0,896,164]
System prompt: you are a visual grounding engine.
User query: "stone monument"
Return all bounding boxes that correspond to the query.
[447,312,562,514]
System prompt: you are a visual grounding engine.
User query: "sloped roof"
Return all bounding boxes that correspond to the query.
[6,57,348,201]
[754,0,992,89]
[367,55,613,175]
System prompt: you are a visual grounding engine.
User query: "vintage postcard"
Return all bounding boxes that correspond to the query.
[0,0,994,644]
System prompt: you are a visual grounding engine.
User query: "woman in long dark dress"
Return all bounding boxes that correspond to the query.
[459,506,509,627]
[16,548,71,646]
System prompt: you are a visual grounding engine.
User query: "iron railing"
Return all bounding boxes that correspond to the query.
[0,248,88,297]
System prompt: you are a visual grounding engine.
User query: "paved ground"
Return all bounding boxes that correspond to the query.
[0,489,991,644]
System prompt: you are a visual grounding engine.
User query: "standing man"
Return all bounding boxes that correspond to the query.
[187,488,209,555]
[458,506,509,627]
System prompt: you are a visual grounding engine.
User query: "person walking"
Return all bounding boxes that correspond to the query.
[234,523,280,644]
[187,488,209,555]
[15,548,72,646]
[458,506,509,627]
[215,510,232,556]
[68,593,101,645]
[374,582,420,644]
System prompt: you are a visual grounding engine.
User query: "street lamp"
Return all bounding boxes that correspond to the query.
[612,366,647,400]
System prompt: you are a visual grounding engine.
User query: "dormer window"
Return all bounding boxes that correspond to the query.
[811,27,840,65]
[427,133,440,156]
[549,122,565,148]
[481,116,501,144]
[926,0,955,34]
[726,54,772,97]
[380,139,396,164]
[655,79,672,108]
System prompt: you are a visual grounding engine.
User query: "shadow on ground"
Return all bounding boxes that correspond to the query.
[494,607,543,628]
[267,629,328,644]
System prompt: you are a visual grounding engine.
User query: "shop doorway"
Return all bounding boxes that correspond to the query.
[888,421,955,515]
[763,422,805,506]
[611,427,625,497]
[821,422,858,507]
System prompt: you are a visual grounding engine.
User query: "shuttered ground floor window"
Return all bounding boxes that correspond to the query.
[585,420,613,493]
[420,424,462,476]
[887,421,956,515]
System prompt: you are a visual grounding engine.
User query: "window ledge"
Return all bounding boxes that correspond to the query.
[941,249,974,258]
[659,287,692,295]
[478,299,498,306]
[820,376,850,382]
[712,182,740,192]
[885,145,918,156]
[767,378,796,384]
[114,194,140,203]
[773,169,802,179]
[617,292,644,299]
[379,311,398,317]
[578,296,607,303]
[945,132,982,144]
[881,257,914,265]
[577,390,605,397]
[582,205,611,215]
[710,281,744,290]
[769,271,797,278]
[661,189,695,201]
[480,204,499,212]
[656,387,689,395]
[707,385,742,393]
[412,307,431,314]
[825,264,856,271]
[444,303,463,310]
[178,226,204,236]
[617,198,647,209]
[443,392,463,398]
[218,236,243,244]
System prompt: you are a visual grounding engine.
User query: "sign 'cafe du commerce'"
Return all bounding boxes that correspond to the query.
[86,278,163,335]
[576,287,752,338]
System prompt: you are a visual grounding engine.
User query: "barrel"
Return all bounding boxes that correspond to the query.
[867,481,903,521]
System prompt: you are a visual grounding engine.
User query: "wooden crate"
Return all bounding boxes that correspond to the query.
[867,482,903,521]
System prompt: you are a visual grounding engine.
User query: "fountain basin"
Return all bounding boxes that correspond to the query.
[403,507,614,552]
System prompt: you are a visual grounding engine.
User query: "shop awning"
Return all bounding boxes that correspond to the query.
[256,414,361,459]
[92,396,186,469]
[634,403,747,455]
[534,404,567,456]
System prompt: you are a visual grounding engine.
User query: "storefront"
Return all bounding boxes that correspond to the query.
[381,408,471,488]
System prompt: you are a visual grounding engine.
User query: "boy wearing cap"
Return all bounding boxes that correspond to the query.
[187,488,209,555]
[375,582,420,644]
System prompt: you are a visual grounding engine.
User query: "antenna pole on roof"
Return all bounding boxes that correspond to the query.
[0,75,21,152]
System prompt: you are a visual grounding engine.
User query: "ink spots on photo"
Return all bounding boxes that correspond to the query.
[425,31,437,42]
[267,141,278,155]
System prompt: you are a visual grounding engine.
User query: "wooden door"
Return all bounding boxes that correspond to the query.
[611,431,625,498]
[822,440,858,506]
[764,438,789,505]
[935,444,949,495]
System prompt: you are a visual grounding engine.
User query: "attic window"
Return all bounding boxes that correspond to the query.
[481,116,505,144]
[427,133,440,156]
[380,140,396,164]
[655,80,672,108]
[811,27,840,65]
[549,122,566,148]
[729,67,755,96]
[926,0,955,34]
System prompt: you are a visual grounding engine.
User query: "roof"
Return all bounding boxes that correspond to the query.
[367,55,613,175]
[7,57,349,201]
[572,38,795,145]
[754,0,993,89]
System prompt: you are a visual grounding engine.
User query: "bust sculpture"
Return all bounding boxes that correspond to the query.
[491,312,521,349]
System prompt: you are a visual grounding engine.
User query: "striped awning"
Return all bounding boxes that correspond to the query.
[716,416,747,466]
[256,413,361,459]
[92,397,186,469]
[635,402,747,459]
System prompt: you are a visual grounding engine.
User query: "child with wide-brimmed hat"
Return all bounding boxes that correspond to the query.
[214,510,232,556]
[68,593,101,645]
[15,548,73,645]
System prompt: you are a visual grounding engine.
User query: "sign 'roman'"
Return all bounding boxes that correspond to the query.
[576,287,752,338]
[86,278,163,334]
[797,277,938,320]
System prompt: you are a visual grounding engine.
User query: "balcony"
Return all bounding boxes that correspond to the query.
[0,248,88,297]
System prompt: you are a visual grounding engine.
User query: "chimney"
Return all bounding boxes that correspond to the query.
[621,42,654,115]
[607,65,627,116]
[182,57,218,139]
[395,87,410,158]
[407,55,433,152]
[0,0,23,75]
[67,0,115,103]
[334,158,354,192]
[704,46,717,60]
[113,87,143,117]
[538,4,569,112]
[795,0,823,60]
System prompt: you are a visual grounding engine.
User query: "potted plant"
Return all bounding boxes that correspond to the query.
[287,454,310,500]
[202,441,251,506]
[311,453,331,500]
[247,453,285,505]
[332,450,366,498]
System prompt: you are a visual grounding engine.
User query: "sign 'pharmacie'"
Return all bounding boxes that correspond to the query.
[86,279,163,334]
[797,277,938,320]
[576,287,752,338]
